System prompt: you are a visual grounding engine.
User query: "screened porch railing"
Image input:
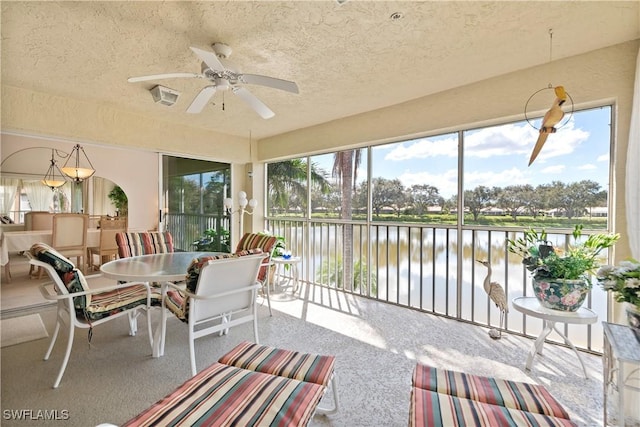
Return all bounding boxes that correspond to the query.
[163,213,606,353]
[266,218,609,354]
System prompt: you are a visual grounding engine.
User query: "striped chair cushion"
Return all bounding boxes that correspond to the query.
[218,341,335,387]
[83,284,150,321]
[234,233,277,282]
[115,231,174,258]
[410,388,577,427]
[121,362,325,427]
[412,364,571,419]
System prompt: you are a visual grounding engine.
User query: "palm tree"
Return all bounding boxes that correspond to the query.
[268,159,329,214]
[268,159,330,213]
[332,149,362,291]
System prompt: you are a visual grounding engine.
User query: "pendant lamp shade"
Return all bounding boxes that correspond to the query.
[42,149,66,190]
[61,144,95,182]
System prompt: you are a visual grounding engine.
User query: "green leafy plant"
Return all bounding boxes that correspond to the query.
[193,227,230,253]
[507,224,619,281]
[108,186,128,216]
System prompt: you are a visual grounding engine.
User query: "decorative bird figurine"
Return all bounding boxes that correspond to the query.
[528,85,567,166]
[476,260,509,339]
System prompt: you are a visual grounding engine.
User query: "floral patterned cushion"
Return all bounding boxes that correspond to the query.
[30,242,74,274]
[30,242,149,320]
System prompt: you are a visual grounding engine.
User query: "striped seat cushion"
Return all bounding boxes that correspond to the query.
[83,284,150,321]
[121,362,325,427]
[412,364,571,419]
[218,341,335,387]
[234,233,277,282]
[410,387,577,427]
[115,231,174,258]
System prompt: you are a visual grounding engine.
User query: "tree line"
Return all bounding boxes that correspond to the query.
[308,178,607,220]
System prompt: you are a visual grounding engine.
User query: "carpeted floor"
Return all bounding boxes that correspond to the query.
[0,313,49,348]
[1,283,606,427]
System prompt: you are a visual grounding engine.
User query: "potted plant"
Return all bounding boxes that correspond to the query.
[597,259,640,331]
[108,186,128,217]
[507,225,619,311]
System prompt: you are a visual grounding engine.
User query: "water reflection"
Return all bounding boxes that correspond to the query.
[272,221,605,351]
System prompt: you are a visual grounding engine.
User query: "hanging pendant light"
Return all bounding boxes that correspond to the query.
[61,144,95,182]
[42,149,67,190]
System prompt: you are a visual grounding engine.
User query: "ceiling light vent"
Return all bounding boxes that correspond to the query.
[150,85,180,106]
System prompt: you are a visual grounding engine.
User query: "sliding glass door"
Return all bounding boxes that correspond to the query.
[162,155,231,252]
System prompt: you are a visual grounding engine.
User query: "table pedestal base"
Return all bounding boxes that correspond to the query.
[526,319,589,378]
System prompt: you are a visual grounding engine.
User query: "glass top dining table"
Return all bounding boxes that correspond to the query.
[100,252,225,283]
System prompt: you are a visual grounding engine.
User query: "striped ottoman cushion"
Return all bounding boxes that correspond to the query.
[121,362,325,427]
[412,364,570,419]
[410,387,577,427]
[219,341,335,387]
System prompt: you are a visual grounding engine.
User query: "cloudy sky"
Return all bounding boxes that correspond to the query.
[313,105,611,199]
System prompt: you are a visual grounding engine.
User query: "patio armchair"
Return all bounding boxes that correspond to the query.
[234,232,278,316]
[27,242,153,389]
[158,252,265,376]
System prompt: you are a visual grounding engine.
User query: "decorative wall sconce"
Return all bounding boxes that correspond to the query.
[224,191,258,236]
[61,144,95,182]
[42,149,67,190]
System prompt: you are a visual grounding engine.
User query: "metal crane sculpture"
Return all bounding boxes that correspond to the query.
[476,260,509,339]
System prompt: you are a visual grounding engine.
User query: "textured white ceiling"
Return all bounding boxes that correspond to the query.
[2,1,639,140]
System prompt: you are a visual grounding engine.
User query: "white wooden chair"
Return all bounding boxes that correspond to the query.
[27,243,153,388]
[52,213,88,272]
[87,217,126,270]
[158,253,264,376]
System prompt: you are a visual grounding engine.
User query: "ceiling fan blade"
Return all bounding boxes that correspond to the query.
[186,86,217,114]
[240,74,299,94]
[233,87,275,119]
[189,47,226,72]
[127,73,200,83]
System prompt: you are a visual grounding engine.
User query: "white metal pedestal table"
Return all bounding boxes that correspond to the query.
[271,256,301,294]
[512,296,597,378]
[101,251,222,358]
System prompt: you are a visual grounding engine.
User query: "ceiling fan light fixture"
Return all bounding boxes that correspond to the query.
[150,85,180,106]
[214,77,231,91]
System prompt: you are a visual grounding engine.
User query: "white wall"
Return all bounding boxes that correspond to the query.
[1,133,159,230]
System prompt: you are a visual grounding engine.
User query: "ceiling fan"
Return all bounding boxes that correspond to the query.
[127,43,299,119]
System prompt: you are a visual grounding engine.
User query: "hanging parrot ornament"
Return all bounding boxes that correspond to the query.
[528,86,567,166]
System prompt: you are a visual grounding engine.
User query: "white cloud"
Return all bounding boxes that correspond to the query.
[464,123,536,158]
[384,135,458,160]
[398,169,458,197]
[541,165,566,174]
[597,153,609,162]
[384,117,590,164]
[464,167,528,190]
[577,164,597,170]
